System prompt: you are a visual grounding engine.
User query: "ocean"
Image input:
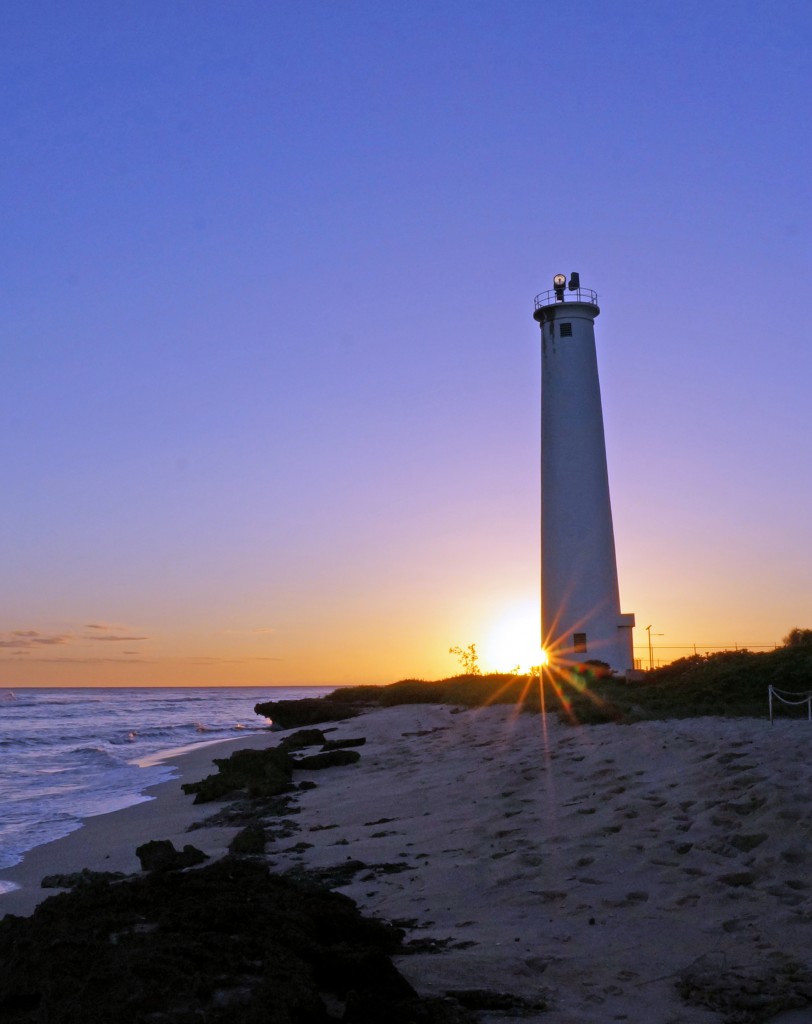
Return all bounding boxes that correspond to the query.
[0,686,331,888]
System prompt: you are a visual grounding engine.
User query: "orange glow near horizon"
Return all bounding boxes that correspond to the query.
[481,600,543,674]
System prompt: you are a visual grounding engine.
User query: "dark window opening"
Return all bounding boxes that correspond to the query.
[573,632,587,653]
[560,322,573,337]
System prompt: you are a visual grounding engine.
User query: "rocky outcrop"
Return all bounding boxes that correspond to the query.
[278,728,328,751]
[678,954,812,1021]
[292,749,361,771]
[182,745,295,803]
[228,824,267,855]
[135,839,208,872]
[321,737,366,751]
[182,734,365,804]
[255,697,365,729]
[40,868,126,889]
[0,858,471,1023]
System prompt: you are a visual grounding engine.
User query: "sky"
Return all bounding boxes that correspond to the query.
[1,0,810,687]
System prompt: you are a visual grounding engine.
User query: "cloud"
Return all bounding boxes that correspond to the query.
[82,634,150,642]
[168,655,284,665]
[0,631,71,649]
[79,623,148,642]
[2,656,151,664]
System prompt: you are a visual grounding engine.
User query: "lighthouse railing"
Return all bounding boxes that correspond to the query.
[534,287,598,310]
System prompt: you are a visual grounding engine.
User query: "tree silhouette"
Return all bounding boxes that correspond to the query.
[783,627,812,648]
[448,643,481,675]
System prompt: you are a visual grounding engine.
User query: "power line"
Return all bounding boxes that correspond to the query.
[633,644,778,649]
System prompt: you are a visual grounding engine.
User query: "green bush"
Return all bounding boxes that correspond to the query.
[250,638,812,727]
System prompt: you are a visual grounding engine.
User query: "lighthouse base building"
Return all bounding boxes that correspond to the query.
[534,275,634,675]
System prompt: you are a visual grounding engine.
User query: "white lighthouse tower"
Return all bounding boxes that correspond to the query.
[533,273,634,674]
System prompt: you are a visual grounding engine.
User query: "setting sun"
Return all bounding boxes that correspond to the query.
[482,601,544,673]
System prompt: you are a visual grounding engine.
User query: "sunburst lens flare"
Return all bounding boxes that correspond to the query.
[483,602,543,673]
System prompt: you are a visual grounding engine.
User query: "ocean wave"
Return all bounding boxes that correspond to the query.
[0,686,332,873]
[68,746,125,767]
[0,736,52,748]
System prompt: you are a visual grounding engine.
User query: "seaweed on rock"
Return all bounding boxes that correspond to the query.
[0,857,451,1024]
[182,746,294,803]
[182,734,363,805]
[293,749,362,771]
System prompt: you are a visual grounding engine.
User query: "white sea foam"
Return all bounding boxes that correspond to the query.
[0,685,330,870]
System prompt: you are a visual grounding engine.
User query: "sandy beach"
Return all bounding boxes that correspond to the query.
[2,703,812,1022]
[0,733,276,917]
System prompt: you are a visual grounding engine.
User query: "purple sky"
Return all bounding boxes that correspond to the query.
[2,1,810,685]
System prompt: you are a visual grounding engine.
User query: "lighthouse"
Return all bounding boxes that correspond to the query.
[533,273,634,674]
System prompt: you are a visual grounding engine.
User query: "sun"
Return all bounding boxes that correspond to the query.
[482,601,544,673]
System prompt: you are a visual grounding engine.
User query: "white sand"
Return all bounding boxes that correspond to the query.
[266,705,812,1023]
[2,704,812,1023]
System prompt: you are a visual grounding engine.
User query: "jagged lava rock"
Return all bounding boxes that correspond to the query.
[0,857,451,1024]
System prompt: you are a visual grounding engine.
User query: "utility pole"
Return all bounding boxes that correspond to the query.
[644,624,663,671]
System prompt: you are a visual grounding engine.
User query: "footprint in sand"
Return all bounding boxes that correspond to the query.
[531,890,567,903]
[603,891,649,908]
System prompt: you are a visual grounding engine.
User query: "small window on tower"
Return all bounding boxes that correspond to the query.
[573,632,587,653]
[560,322,573,337]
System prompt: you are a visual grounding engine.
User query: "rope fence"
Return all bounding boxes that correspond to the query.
[768,685,812,724]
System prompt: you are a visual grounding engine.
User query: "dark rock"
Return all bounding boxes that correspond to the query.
[403,936,455,954]
[255,697,363,728]
[449,989,548,1014]
[228,825,267,855]
[285,841,314,853]
[344,989,479,1024]
[188,794,299,830]
[182,740,359,807]
[278,728,326,751]
[285,859,368,889]
[182,745,294,803]
[0,857,438,1024]
[678,955,812,1021]
[374,862,413,875]
[321,736,366,751]
[41,869,126,889]
[135,839,208,873]
[293,749,361,770]
[320,947,416,1003]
